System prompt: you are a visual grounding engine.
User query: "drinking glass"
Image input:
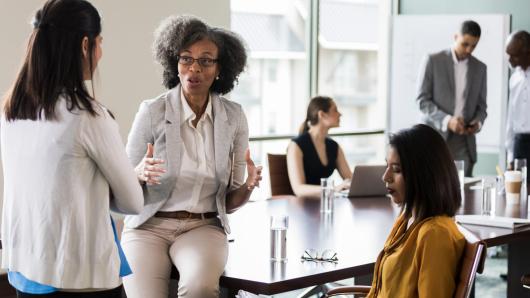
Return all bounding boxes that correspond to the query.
[270,215,288,262]
[505,170,523,205]
[320,178,334,213]
[481,178,496,216]
[514,158,527,199]
[454,160,465,193]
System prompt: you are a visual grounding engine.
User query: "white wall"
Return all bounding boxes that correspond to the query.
[0,0,230,246]
[389,14,510,166]
[0,0,230,137]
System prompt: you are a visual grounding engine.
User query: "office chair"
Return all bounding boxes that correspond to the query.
[267,153,294,196]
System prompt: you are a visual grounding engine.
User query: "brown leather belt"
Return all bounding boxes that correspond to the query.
[154,211,218,220]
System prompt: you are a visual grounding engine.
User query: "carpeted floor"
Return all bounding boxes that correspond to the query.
[475,247,508,298]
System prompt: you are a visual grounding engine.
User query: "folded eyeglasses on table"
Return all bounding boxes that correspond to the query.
[301,249,338,263]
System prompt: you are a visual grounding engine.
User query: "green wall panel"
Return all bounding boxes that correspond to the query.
[398,0,530,31]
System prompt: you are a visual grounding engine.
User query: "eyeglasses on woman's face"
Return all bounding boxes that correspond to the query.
[177,55,218,67]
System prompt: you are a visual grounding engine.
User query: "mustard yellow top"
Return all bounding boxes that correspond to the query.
[367,214,465,298]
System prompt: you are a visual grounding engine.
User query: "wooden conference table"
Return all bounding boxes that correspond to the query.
[218,186,530,298]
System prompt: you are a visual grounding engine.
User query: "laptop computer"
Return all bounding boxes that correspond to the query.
[346,165,387,198]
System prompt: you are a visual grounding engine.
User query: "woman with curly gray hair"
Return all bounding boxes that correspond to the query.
[121,15,262,298]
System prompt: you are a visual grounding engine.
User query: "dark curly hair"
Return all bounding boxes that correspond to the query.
[153,15,247,94]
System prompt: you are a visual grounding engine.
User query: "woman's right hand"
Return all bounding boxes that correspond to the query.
[334,179,351,192]
[135,143,165,185]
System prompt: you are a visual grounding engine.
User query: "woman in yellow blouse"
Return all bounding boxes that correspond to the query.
[368,124,466,298]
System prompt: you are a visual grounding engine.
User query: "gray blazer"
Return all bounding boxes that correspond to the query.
[124,85,249,234]
[416,49,487,162]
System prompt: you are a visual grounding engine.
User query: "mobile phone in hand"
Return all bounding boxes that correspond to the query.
[465,121,477,128]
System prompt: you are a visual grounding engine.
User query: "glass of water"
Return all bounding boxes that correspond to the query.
[270,215,288,262]
[454,160,465,192]
[515,157,527,185]
[481,178,496,216]
[514,158,527,179]
[320,178,334,213]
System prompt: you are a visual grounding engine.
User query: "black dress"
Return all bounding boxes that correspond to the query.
[292,132,338,185]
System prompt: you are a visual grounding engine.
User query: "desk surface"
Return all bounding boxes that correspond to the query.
[221,196,399,294]
[220,186,530,295]
[458,186,530,247]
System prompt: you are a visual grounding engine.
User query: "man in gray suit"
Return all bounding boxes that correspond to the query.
[417,20,487,176]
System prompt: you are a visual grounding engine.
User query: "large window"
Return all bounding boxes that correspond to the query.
[317,0,386,166]
[231,0,309,137]
[230,0,388,199]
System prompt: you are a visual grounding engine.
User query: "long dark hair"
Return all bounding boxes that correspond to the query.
[389,124,461,221]
[3,0,101,121]
[298,96,333,134]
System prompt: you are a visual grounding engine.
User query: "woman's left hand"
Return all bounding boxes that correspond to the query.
[245,149,263,191]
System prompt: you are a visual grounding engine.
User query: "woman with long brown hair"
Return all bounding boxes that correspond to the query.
[1,0,143,296]
[368,124,465,297]
[286,96,352,198]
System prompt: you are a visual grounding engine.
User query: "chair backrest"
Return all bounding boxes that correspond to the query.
[454,225,487,298]
[267,153,294,196]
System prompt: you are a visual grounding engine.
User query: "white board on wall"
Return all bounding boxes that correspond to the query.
[388,14,510,155]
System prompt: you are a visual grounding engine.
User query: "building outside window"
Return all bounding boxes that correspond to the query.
[230,0,387,199]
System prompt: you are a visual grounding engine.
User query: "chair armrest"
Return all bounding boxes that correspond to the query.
[326,285,371,297]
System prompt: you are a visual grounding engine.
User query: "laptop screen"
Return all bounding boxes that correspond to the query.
[348,165,387,198]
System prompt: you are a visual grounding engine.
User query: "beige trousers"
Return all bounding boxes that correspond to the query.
[121,216,228,298]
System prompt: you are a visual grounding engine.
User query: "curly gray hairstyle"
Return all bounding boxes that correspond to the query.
[153,15,247,94]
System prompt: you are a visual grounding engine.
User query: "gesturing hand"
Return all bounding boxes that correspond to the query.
[245,149,263,191]
[135,143,165,185]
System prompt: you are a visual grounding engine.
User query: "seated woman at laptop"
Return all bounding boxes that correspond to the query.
[367,124,465,297]
[286,96,352,198]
